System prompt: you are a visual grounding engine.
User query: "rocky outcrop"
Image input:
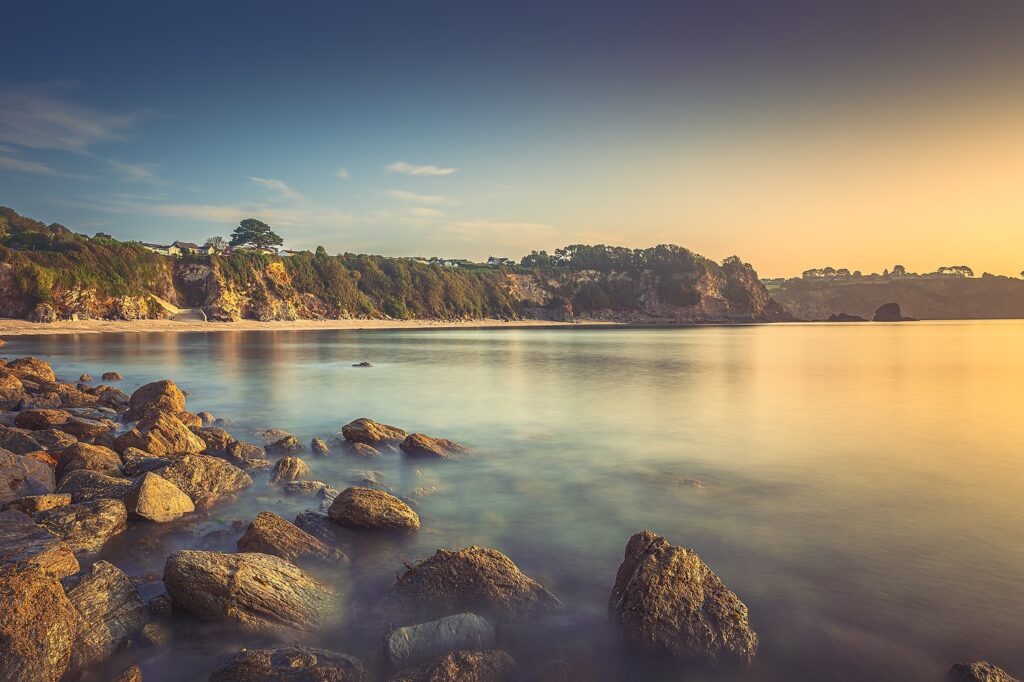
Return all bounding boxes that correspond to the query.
[383,546,560,624]
[342,418,407,446]
[400,433,468,460]
[65,560,146,670]
[328,486,420,531]
[269,455,311,484]
[154,453,252,507]
[124,379,186,421]
[609,530,758,664]
[236,511,347,564]
[0,565,79,682]
[384,613,496,668]
[388,650,515,682]
[123,472,195,522]
[35,499,128,555]
[209,646,369,682]
[163,550,336,635]
[873,302,916,322]
[949,661,1021,682]
[114,410,206,456]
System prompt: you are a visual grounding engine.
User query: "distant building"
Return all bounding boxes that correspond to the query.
[172,240,215,255]
[486,256,514,267]
[140,242,181,256]
[278,249,307,257]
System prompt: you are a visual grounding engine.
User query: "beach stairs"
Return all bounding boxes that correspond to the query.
[150,294,208,322]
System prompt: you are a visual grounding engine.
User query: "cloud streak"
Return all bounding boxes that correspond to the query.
[248,177,302,200]
[386,189,453,205]
[0,85,138,153]
[386,160,457,176]
[110,159,163,184]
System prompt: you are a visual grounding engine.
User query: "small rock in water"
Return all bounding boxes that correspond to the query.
[388,650,515,682]
[399,433,468,460]
[209,645,368,682]
[112,665,142,682]
[237,511,347,564]
[338,441,382,458]
[949,661,1021,682]
[79,373,92,382]
[352,361,372,367]
[265,434,306,456]
[384,613,495,668]
[310,437,329,456]
[328,486,420,531]
[100,372,123,381]
[270,455,311,484]
[255,428,295,445]
[341,418,407,446]
[197,411,216,426]
[223,440,271,469]
[284,480,339,500]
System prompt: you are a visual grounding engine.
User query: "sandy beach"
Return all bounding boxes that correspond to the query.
[0,317,607,336]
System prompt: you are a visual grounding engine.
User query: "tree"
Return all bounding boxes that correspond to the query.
[891,264,906,278]
[204,236,227,250]
[1020,270,1024,279]
[315,245,328,257]
[938,265,974,278]
[229,218,283,251]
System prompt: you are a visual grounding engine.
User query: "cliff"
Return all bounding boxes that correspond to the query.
[0,207,789,324]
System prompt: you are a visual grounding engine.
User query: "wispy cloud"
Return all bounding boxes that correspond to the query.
[445,220,555,242]
[334,167,350,180]
[411,207,444,218]
[248,177,302,200]
[109,159,163,184]
[0,154,64,176]
[386,189,453,205]
[386,160,457,177]
[0,85,138,153]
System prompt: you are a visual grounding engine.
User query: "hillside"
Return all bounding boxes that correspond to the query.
[0,207,789,324]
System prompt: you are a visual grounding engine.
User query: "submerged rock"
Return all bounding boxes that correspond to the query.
[339,441,382,458]
[236,511,347,564]
[65,560,146,670]
[0,565,79,682]
[209,645,369,682]
[163,550,336,636]
[609,530,758,664]
[101,372,123,382]
[284,480,339,501]
[269,455,311,484]
[294,510,349,549]
[383,546,560,624]
[341,417,407,446]
[310,437,329,456]
[265,435,305,456]
[388,650,515,682]
[156,453,253,507]
[114,411,206,456]
[123,472,195,522]
[124,379,187,421]
[949,661,1021,682]
[399,433,468,460]
[223,440,271,469]
[384,613,496,668]
[35,499,128,555]
[328,486,420,531]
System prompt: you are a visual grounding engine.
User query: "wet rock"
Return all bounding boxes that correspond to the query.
[255,428,295,445]
[120,446,169,477]
[34,428,78,451]
[101,372,123,382]
[0,512,80,578]
[113,665,143,682]
[163,550,337,635]
[949,661,1021,682]
[41,381,100,408]
[192,426,233,454]
[222,440,271,469]
[311,437,329,456]
[328,486,420,531]
[14,408,72,430]
[147,594,173,620]
[6,356,57,383]
[35,499,128,555]
[124,472,195,522]
[284,480,339,501]
[342,417,407,446]
[114,411,206,456]
[141,621,171,647]
[269,455,311,484]
[209,645,369,682]
[0,372,26,409]
[0,565,79,682]
[383,547,560,624]
[337,441,382,458]
[237,511,347,564]
[79,373,92,382]
[389,650,515,682]
[56,470,133,503]
[400,433,468,460]
[156,454,253,507]
[294,510,350,549]
[3,493,71,515]
[1,447,56,503]
[124,379,187,421]
[352,361,372,368]
[197,411,216,426]
[609,530,758,664]
[265,435,306,456]
[0,426,44,455]
[65,560,146,670]
[57,442,123,480]
[384,613,496,669]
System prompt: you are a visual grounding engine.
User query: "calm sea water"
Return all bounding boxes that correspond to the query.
[5,321,1024,681]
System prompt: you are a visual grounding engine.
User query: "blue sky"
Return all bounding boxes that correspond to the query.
[2,1,1023,275]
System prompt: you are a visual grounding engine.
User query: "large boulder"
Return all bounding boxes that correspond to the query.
[124,379,186,421]
[0,426,44,455]
[56,442,123,480]
[0,513,80,578]
[209,646,369,682]
[6,357,56,383]
[950,661,1021,682]
[163,550,337,636]
[0,565,79,682]
[328,486,420,531]
[114,411,206,456]
[342,418,407,446]
[382,546,560,624]
[237,511,347,564]
[35,499,128,555]
[56,470,133,503]
[384,613,495,669]
[120,446,170,477]
[388,650,514,682]
[294,510,350,549]
[0,373,26,409]
[1,448,56,504]
[269,455,311,484]
[609,531,758,664]
[192,426,233,454]
[152,453,252,507]
[123,472,195,522]
[13,408,71,430]
[399,433,468,460]
[65,560,146,670]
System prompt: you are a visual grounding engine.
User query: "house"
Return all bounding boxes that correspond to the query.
[486,256,514,267]
[172,241,214,255]
[140,242,181,256]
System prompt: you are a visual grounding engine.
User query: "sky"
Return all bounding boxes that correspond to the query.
[1,0,1022,277]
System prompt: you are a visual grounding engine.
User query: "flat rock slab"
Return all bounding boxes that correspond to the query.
[35,499,128,555]
[0,515,80,578]
[384,613,495,668]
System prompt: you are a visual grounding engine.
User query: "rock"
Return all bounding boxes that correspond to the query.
[39,381,99,408]
[950,661,1021,682]
[609,531,758,664]
[269,455,311,484]
[328,487,420,531]
[192,426,233,454]
[0,565,79,682]
[294,510,349,549]
[284,480,339,501]
[156,454,253,507]
[340,441,382,458]
[33,428,78,451]
[222,440,271,469]
[162,550,336,635]
[389,650,515,682]
[35,500,128,555]
[28,303,58,323]
[61,416,111,440]
[57,442,123,480]
[255,428,295,445]
[0,372,26,409]
[124,379,187,421]
[101,372,123,381]
[197,411,216,426]
[79,373,92,382]
[6,356,57,383]
[1,447,56,503]
[384,613,496,669]
[14,408,72,430]
[873,302,917,322]
[141,621,171,647]
[342,418,407,446]
[65,560,146,670]
[56,470,133,503]
[0,426,44,454]
[3,493,71,515]
[209,645,369,682]
[113,665,143,682]
[120,446,169,476]
[237,511,347,564]
[400,434,468,460]
[310,437,329,456]
[383,546,560,624]
[0,513,80,578]
[265,435,305,456]
[825,312,868,322]
[352,361,372,368]
[114,411,206,456]
[124,472,195,522]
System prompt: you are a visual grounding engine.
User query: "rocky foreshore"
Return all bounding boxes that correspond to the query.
[0,349,1018,681]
